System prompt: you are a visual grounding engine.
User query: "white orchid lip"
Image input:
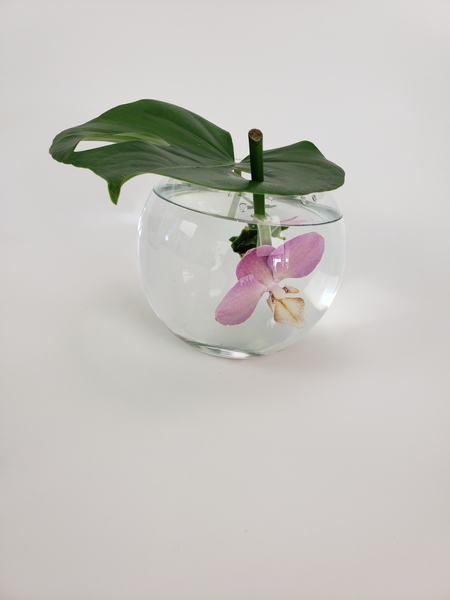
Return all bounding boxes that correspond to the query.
[268,295,306,329]
[215,232,325,327]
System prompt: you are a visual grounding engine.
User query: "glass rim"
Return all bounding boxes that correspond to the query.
[152,177,343,227]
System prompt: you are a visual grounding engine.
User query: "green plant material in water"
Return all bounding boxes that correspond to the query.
[230,224,289,257]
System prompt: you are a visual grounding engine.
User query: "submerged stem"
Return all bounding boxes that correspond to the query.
[257,224,272,246]
[227,192,241,219]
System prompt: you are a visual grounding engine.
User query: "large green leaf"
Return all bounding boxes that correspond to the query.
[50,99,345,204]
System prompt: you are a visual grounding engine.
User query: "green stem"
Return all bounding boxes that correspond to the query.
[248,129,265,219]
[248,128,270,245]
[248,129,264,181]
[253,193,266,216]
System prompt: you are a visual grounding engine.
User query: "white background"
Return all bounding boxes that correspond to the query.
[1,1,450,599]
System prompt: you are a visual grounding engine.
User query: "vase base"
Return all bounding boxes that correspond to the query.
[183,340,265,360]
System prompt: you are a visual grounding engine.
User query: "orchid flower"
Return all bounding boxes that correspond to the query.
[215,232,325,328]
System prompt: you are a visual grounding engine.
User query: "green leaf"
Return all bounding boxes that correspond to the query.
[236,141,345,196]
[50,99,345,204]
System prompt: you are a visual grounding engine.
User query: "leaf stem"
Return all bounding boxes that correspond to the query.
[248,129,265,218]
[248,129,264,180]
[248,129,270,245]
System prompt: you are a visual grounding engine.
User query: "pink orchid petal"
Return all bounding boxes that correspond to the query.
[267,232,325,282]
[272,297,306,329]
[236,245,274,285]
[215,274,267,325]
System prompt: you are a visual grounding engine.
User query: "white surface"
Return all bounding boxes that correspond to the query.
[1,1,450,599]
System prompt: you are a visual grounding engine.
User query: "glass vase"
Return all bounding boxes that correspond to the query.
[138,178,345,359]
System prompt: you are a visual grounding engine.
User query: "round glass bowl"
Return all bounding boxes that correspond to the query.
[138,178,345,359]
